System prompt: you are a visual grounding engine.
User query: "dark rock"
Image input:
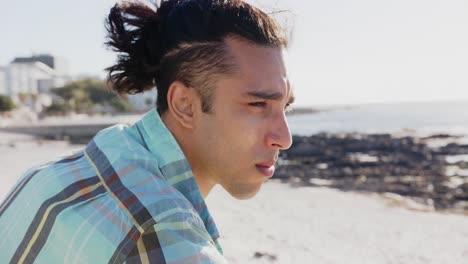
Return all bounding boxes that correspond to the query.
[421,134,460,139]
[253,252,277,261]
[276,133,468,212]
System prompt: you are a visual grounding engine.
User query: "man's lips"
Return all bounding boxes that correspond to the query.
[255,160,277,177]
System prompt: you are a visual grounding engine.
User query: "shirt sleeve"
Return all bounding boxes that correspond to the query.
[124,222,227,264]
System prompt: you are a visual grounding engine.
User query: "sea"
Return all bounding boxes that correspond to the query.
[287,101,468,136]
[8,100,468,139]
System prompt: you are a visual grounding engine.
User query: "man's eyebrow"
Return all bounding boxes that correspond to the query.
[246,91,292,101]
[246,91,283,100]
[246,91,295,104]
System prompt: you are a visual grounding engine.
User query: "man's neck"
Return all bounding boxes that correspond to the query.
[161,112,215,198]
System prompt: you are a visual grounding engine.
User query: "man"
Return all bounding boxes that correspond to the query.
[0,0,293,263]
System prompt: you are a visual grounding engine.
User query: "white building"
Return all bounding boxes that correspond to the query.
[7,62,54,95]
[0,67,6,95]
[1,54,70,97]
[11,54,69,77]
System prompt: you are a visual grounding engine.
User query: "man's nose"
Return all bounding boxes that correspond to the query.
[267,112,292,150]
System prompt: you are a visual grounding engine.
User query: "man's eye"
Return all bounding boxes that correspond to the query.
[284,103,292,112]
[248,102,267,107]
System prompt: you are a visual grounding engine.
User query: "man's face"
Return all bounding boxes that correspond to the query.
[193,37,293,199]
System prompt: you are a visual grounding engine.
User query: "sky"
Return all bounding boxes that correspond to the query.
[1,0,467,107]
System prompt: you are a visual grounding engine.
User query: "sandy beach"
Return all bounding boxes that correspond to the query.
[1,133,467,263]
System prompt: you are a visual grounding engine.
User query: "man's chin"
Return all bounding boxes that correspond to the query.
[225,182,264,200]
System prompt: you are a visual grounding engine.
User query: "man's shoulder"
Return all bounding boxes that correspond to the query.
[13,148,95,197]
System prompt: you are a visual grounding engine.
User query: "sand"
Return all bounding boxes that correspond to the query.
[1,133,467,263]
[208,184,468,263]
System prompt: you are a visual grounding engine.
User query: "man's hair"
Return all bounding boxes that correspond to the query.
[105,0,288,113]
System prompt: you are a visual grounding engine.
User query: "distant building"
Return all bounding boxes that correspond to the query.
[11,54,69,76]
[0,67,6,95]
[1,54,71,97]
[7,62,55,95]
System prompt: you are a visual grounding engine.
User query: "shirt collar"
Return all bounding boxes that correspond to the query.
[137,109,186,169]
[132,109,220,240]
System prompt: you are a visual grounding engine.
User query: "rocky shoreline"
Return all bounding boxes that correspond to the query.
[4,127,468,213]
[275,133,468,213]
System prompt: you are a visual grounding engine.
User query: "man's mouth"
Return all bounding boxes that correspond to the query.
[255,161,276,177]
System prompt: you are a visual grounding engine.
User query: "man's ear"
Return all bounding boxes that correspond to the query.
[166,81,199,129]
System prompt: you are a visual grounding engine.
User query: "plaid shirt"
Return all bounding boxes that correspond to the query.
[0,109,226,264]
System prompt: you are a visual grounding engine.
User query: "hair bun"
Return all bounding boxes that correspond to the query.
[105,1,180,95]
[142,0,182,66]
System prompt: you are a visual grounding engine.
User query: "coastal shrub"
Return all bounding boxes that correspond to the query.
[44,102,72,115]
[0,95,16,112]
[50,79,134,113]
[109,97,133,112]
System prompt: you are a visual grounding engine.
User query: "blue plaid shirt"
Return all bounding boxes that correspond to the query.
[0,109,226,263]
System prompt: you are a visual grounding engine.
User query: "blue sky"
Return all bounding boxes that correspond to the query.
[1,0,467,106]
